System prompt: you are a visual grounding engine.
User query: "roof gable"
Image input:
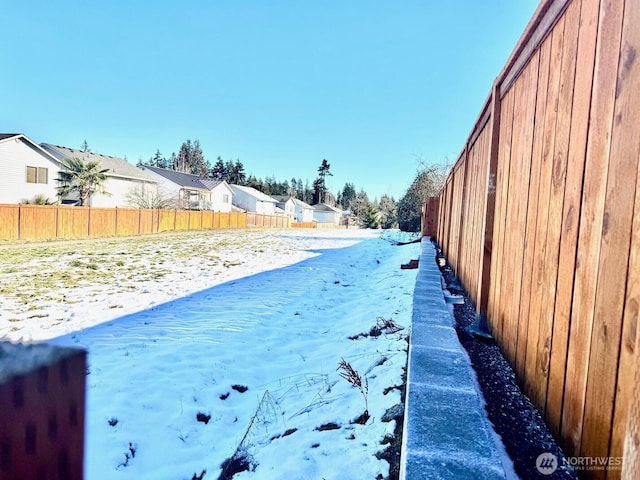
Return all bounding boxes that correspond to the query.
[0,134,64,167]
[313,203,342,213]
[230,184,277,203]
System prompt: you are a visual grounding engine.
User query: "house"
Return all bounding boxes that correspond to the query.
[41,144,158,207]
[0,134,64,204]
[139,165,213,210]
[230,185,278,215]
[312,203,343,225]
[273,196,315,223]
[201,179,234,212]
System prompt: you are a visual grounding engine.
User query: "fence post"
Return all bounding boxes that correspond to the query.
[456,143,471,273]
[0,342,87,479]
[475,81,502,317]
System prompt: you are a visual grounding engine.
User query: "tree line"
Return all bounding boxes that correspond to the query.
[136,139,446,232]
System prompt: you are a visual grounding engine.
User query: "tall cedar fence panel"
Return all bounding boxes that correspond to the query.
[430,0,640,478]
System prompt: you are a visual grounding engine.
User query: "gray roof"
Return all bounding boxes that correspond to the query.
[141,165,209,190]
[0,133,21,141]
[230,184,278,203]
[273,195,314,210]
[313,203,342,213]
[201,178,230,191]
[292,197,314,209]
[41,144,158,183]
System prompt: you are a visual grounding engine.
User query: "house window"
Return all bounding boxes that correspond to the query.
[223,194,229,203]
[26,166,48,184]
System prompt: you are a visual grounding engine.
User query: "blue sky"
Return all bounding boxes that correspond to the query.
[2,1,539,201]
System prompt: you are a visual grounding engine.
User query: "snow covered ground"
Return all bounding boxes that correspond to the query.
[1,228,421,479]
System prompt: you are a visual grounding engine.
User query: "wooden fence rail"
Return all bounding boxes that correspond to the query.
[0,205,292,241]
[431,0,639,478]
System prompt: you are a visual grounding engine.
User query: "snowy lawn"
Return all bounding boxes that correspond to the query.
[0,228,421,479]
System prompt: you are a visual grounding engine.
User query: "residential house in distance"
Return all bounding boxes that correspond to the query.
[41,144,158,207]
[312,203,343,225]
[201,179,234,212]
[273,196,315,223]
[230,185,278,215]
[0,134,64,204]
[139,165,214,210]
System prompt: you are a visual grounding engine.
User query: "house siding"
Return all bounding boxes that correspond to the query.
[296,205,314,222]
[210,185,233,212]
[90,177,158,208]
[231,188,276,215]
[0,138,61,204]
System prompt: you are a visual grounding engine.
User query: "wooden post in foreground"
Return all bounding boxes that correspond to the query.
[0,342,86,479]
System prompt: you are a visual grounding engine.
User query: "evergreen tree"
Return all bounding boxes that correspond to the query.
[313,159,333,204]
[228,159,246,184]
[174,140,192,173]
[338,183,357,209]
[289,177,298,197]
[211,157,227,180]
[151,149,167,168]
[350,189,370,223]
[80,139,91,153]
[377,194,398,229]
[363,203,380,229]
[190,140,209,178]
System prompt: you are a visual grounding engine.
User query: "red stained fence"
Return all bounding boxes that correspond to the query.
[0,205,293,241]
[431,0,640,478]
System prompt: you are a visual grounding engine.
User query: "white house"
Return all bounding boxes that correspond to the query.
[312,203,343,225]
[139,165,212,210]
[201,179,234,212]
[230,185,278,215]
[41,144,158,207]
[0,134,64,204]
[274,196,315,222]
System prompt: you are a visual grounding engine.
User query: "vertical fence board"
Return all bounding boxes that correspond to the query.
[202,211,213,229]
[534,0,579,421]
[476,84,502,316]
[503,53,539,368]
[580,0,639,469]
[514,44,550,384]
[523,22,564,407]
[546,0,599,437]
[0,204,19,239]
[610,1,640,470]
[57,207,89,239]
[487,86,515,343]
[88,209,116,237]
[174,211,190,230]
[139,210,154,235]
[561,0,622,456]
[516,40,551,382]
[116,209,140,236]
[18,206,57,240]
[158,210,175,232]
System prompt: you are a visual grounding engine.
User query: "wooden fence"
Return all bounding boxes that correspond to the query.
[432,0,639,478]
[0,205,291,241]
